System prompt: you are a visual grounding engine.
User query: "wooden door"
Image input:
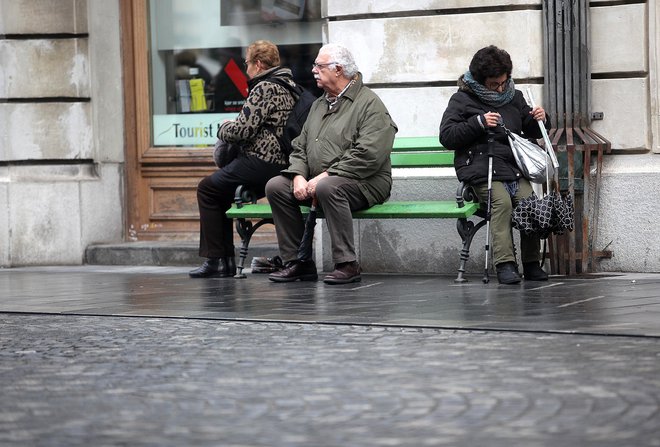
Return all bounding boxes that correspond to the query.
[120,0,214,241]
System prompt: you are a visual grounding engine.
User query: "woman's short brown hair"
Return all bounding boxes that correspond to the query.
[247,40,280,69]
[469,45,513,85]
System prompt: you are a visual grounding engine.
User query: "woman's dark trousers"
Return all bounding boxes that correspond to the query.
[196,154,284,258]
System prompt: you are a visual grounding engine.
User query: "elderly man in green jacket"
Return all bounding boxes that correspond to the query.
[266,43,398,284]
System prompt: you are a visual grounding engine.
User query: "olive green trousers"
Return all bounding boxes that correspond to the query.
[473,179,542,267]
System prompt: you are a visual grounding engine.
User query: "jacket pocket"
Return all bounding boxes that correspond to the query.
[465,150,473,166]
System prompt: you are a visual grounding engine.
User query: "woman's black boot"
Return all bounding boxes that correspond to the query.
[189,258,220,278]
[523,262,548,281]
[220,257,236,277]
[496,261,522,284]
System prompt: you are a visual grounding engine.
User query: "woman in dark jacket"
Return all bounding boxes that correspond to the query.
[439,45,550,284]
[189,40,297,278]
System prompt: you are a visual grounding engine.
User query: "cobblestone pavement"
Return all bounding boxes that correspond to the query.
[2,313,660,447]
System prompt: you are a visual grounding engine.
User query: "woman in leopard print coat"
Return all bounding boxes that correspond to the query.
[190,40,300,278]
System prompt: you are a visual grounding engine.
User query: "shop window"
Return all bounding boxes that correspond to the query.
[148,0,322,147]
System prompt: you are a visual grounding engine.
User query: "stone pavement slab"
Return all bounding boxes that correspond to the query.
[1,266,660,336]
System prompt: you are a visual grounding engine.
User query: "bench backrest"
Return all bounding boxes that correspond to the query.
[390,136,454,168]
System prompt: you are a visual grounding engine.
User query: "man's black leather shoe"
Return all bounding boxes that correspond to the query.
[189,257,236,278]
[323,261,361,285]
[496,261,521,284]
[523,262,548,281]
[268,260,318,282]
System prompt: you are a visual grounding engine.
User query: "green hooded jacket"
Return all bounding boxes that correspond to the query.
[282,74,397,207]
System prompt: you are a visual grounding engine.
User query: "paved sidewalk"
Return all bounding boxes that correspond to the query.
[2,266,660,336]
[1,266,660,446]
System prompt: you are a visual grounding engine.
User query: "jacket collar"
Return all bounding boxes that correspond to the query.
[457,74,472,93]
[325,72,362,113]
[247,66,293,90]
[341,72,362,102]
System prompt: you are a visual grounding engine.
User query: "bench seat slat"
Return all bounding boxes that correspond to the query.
[392,136,443,151]
[226,204,283,219]
[226,201,478,220]
[390,151,454,168]
[352,201,477,218]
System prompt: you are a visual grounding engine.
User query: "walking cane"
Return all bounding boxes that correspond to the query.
[483,127,495,284]
[525,88,560,268]
[525,88,560,178]
[297,198,318,262]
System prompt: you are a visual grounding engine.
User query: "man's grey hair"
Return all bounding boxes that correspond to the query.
[319,43,359,78]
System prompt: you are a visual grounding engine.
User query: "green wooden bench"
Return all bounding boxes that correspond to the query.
[226,136,485,282]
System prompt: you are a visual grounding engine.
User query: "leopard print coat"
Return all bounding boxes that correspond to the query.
[217,66,297,166]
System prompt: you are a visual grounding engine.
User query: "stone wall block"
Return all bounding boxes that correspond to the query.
[374,84,545,138]
[8,181,82,265]
[595,155,660,272]
[0,102,93,161]
[88,0,124,163]
[0,39,89,98]
[591,78,648,150]
[327,0,541,17]
[80,163,123,247]
[591,4,647,74]
[0,174,8,267]
[0,0,88,34]
[328,11,544,83]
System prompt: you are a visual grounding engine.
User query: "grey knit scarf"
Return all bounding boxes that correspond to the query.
[462,70,515,108]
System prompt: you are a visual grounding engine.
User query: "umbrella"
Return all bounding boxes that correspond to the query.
[512,189,575,239]
[512,88,574,239]
[297,198,318,262]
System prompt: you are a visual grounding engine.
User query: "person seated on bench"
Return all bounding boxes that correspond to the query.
[439,45,550,285]
[189,40,296,278]
[265,43,398,284]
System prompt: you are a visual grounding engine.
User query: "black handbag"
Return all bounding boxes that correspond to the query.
[213,138,241,168]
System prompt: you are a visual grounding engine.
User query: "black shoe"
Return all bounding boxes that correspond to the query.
[323,261,362,285]
[189,257,235,278]
[268,260,318,282]
[496,261,522,285]
[523,262,548,281]
[221,257,236,277]
[189,258,220,278]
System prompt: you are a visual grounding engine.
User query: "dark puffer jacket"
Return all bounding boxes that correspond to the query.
[218,66,297,166]
[439,77,550,185]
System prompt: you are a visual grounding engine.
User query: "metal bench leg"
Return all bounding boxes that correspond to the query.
[233,217,274,279]
[455,217,487,283]
[234,218,252,279]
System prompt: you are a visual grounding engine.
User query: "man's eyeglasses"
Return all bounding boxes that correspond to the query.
[486,78,510,91]
[312,61,337,70]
